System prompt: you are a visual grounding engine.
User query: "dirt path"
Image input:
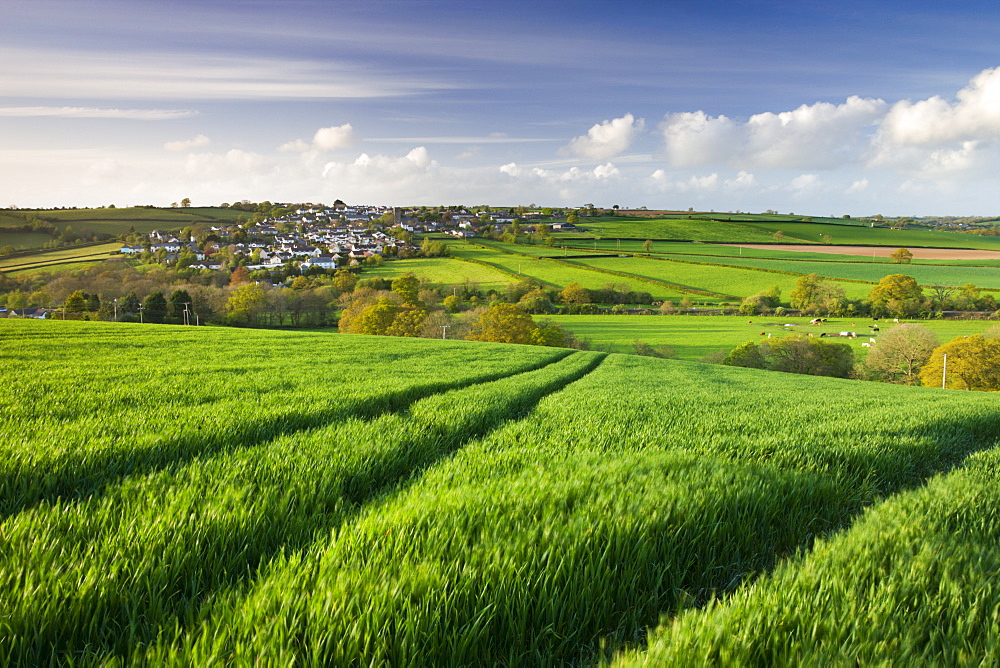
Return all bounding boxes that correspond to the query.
[727,244,1000,260]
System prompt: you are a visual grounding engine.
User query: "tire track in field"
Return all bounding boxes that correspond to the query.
[0,350,574,520]
[4,352,607,665]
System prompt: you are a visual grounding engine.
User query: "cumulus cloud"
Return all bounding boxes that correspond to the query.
[879,68,1000,147]
[313,123,358,150]
[565,113,644,160]
[281,123,358,153]
[846,178,869,193]
[650,170,719,192]
[661,97,886,170]
[164,134,210,151]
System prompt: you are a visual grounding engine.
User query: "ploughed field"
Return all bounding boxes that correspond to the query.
[3,320,1000,665]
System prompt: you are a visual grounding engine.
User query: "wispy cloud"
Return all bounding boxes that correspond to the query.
[164,134,211,151]
[367,136,562,144]
[0,47,457,100]
[0,106,197,120]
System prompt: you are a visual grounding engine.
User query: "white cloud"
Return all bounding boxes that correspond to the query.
[0,106,197,120]
[661,111,740,167]
[278,139,311,153]
[726,170,758,189]
[280,123,358,153]
[0,46,455,100]
[565,113,644,160]
[790,174,819,191]
[879,67,1000,147]
[846,178,869,193]
[661,97,885,170]
[164,134,210,151]
[312,123,357,150]
[650,170,719,192]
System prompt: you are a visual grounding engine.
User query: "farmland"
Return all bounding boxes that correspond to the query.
[3,319,1000,665]
[0,242,123,275]
[545,314,995,360]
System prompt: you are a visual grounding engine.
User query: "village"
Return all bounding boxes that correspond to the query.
[116,204,575,273]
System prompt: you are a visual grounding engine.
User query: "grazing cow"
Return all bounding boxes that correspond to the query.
[870,338,877,343]
[862,342,871,347]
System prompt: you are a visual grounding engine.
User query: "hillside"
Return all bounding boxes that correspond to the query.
[3,320,999,665]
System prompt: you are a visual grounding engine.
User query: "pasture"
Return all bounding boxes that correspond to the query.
[0,242,123,274]
[546,314,996,360]
[576,216,789,243]
[3,320,1000,665]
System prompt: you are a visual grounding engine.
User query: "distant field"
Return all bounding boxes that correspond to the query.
[739,220,1000,250]
[576,217,794,243]
[19,207,240,235]
[363,257,513,290]
[449,245,692,300]
[0,232,53,249]
[566,256,869,300]
[706,256,1000,290]
[548,314,995,360]
[0,243,123,273]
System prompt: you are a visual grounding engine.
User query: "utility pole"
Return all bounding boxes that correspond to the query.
[942,353,948,389]
[113,298,118,322]
[440,325,451,340]
[138,305,144,324]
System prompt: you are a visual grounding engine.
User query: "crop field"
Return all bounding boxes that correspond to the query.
[576,217,791,243]
[703,255,1000,289]
[0,231,52,249]
[0,242,123,274]
[566,256,870,300]
[448,245,690,300]
[739,219,1000,250]
[20,207,238,235]
[3,320,1000,665]
[363,256,513,290]
[546,314,996,360]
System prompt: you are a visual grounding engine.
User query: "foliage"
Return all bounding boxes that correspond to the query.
[142,291,167,323]
[789,273,846,314]
[723,341,766,369]
[920,334,1000,391]
[861,324,937,383]
[225,284,266,326]
[868,274,924,317]
[559,282,591,304]
[890,247,913,264]
[466,303,539,344]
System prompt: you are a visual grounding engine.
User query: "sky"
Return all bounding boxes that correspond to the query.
[2,0,999,215]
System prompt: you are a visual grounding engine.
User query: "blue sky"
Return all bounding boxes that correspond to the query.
[2,0,999,214]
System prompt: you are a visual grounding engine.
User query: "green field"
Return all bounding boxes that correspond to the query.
[363,256,513,290]
[701,255,1000,289]
[737,219,1000,249]
[0,231,53,249]
[4,320,1000,665]
[547,314,995,359]
[448,244,691,300]
[0,242,123,274]
[577,216,792,243]
[19,206,240,235]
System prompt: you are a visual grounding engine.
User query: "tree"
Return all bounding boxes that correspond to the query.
[142,291,168,323]
[180,197,191,208]
[64,290,88,313]
[890,248,913,264]
[167,289,192,321]
[868,274,924,317]
[357,297,399,335]
[723,341,767,369]
[862,324,938,383]
[643,239,653,252]
[466,304,538,344]
[385,307,427,337]
[391,273,421,306]
[225,284,266,326]
[762,335,854,378]
[566,211,579,225]
[559,283,591,305]
[229,266,251,286]
[443,294,462,313]
[789,274,844,313]
[920,335,1000,391]
[332,270,357,294]
[120,291,140,317]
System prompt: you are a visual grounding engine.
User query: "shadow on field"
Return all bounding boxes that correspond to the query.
[0,351,576,520]
[8,353,607,666]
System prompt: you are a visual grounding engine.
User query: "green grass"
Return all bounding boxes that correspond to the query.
[576,216,794,243]
[20,207,241,235]
[740,219,1000,249]
[449,244,691,300]
[700,255,1000,289]
[362,256,514,290]
[0,232,53,249]
[0,242,124,273]
[3,320,1000,665]
[547,314,996,360]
